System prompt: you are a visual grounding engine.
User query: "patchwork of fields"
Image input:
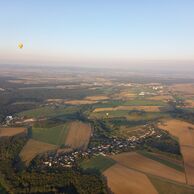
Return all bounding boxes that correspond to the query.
[158,119,194,185]
[20,120,92,164]
[81,151,194,194]
[110,152,186,183]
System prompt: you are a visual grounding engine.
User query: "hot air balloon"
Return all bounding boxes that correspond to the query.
[18,43,23,49]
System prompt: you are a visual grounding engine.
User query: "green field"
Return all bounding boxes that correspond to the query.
[138,151,184,172]
[31,124,69,145]
[18,105,79,118]
[91,110,169,121]
[80,155,116,172]
[149,175,194,194]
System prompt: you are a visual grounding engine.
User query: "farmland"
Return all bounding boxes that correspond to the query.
[81,155,116,172]
[1,66,194,193]
[19,106,79,119]
[158,119,194,185]
[93,105,162,112]
[110,152,186,183]
[0,127,27,137]
[103,164,158,194]
[19,139,57,165]
[149,175,194,194]
[31,124,69,145]
[65,121,92,150]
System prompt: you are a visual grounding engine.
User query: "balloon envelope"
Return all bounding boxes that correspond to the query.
[18,43,23,49]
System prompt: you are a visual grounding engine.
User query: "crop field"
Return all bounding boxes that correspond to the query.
[81,155,116,172]
[110,152,186,183]
[19,106,79,119]
[31,124,69,145]
[169,84,194,95]
[158,119,194,146]
[91,110,169,121]
[20,139,57,165]
[103,164,158,194]
[65,121,92,150]
[112,91,136,100]
[181,146,194,185]
[158,119,194,185]
[93,105,161,112]
[64,100,98,105]
[185,100,194,108]
[138,151,184,172]
[148,95,173,101]
[93,99,166,109]
[113,125,147,138]
[84,95,109,101]
[0,127,27,137]
[149,175,194,194]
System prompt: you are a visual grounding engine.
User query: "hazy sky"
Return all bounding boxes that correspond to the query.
[0,0,194,68]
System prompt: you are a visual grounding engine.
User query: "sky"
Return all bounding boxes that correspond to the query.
[0,0,194,69]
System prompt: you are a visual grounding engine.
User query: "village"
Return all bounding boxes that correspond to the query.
[38,124,163,169]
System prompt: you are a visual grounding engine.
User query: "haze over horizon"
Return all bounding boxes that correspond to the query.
[0,0,194,69]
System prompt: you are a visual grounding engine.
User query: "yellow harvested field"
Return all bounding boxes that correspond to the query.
[0,127,27,137]
[148,95,173,101]
[65,121,92,150]
[93,106,161,112]
[110,152,186,183]
[20,139,57,165]
[103,164,158,194]
[158,119,194,185]
[84,95,109,101]
[64,100,97,105]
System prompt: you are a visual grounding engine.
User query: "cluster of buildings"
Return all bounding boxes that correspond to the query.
[40,125,161,169]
